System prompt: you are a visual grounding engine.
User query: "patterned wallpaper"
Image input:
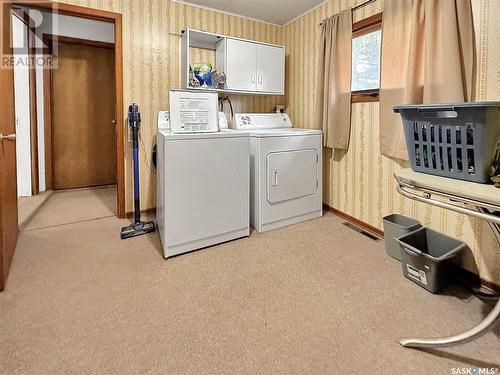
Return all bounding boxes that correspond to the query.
[56,0,499,283]
[284,0,500,284]
[59,0,286,213]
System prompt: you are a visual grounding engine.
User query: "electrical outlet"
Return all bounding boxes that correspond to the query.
[276,105,286,114]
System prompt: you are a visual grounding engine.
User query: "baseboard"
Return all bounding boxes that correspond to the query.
[18,190,54,231]
[323,204,500,292]
[323,204,384,238]
[458,267,500,294]
[125,208,156,218]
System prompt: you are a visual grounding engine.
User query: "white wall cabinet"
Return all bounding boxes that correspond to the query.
[256,43,284,94]
[223,38,257,92]
[219,38,284,94]
[181,29,285,95]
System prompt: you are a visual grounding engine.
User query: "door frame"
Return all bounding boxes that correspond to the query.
[14,1,125,217]
[0,0,18,291]
[43,34,116,191]
[12,8,39,195]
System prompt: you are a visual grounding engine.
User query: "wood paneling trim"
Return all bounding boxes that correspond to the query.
[352,12,382,33]
[29,49,38,194]
[27,16,38,194]
[324,204,384,238]
[45,34,114,49]
[125,208,156,219]
[0,0,19,291]
[13,1,119,22]
[42,35,52,191]
[351,12,382,103]
[324,204,500,291]
[351,92,379,103]
[114,14,125,218]
[458,268,500,294]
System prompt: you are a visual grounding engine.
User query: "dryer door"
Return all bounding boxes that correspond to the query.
[266,149,318,204]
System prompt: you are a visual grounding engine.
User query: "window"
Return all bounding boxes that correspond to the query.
[351,13,382,102]
[352,30,381,91]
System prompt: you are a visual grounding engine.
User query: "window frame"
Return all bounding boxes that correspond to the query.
[351,12,383,103]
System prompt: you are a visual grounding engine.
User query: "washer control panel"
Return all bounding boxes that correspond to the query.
[158,111,228,131]
[233,113,292,130]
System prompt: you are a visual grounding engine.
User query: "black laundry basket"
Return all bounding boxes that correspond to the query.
[394,102,500,183]
[396,227,466,293]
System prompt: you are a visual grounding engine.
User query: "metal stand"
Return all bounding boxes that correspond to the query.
[395,172,500,349]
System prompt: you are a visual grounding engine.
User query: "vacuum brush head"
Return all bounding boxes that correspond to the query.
[120,221,155,239]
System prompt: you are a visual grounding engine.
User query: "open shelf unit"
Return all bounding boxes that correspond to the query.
[180,28,285,96]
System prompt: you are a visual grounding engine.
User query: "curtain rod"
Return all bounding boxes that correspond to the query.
[318,0,375,26]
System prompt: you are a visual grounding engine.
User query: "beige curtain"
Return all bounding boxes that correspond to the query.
[379,0,475,160]
[315,10,352,150]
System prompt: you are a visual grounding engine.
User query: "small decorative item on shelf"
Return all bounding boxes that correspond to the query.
[188,65,200,88]
[211,70,226,89]
[191,63,213,87]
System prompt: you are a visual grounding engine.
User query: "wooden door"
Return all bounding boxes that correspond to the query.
[51,41,116,190]
[0,5,19,291]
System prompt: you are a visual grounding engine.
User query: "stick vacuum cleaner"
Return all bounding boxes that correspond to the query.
[121,103,155,239]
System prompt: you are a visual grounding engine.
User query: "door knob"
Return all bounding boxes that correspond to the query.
[111,120,116,124]
[0,133,16,141]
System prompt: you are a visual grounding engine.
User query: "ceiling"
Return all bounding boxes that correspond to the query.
[176,0,326,26]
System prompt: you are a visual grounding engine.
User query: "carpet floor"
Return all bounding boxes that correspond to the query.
[19,186,116,231]
[0,189,498,374]
[18,190,53,230]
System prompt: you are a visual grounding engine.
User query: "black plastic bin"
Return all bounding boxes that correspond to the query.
[383,214,422,261]
[394,102,500,183]
[396,227,466,293]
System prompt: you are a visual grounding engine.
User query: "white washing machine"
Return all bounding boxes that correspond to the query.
[233,113,323,233]
[156,111,250,258]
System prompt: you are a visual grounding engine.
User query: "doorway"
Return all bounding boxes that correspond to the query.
[19,32,118,230]
[0,2,125,291]
[15,1,126,217]
[15,8,120,231]
[49,38,117,190]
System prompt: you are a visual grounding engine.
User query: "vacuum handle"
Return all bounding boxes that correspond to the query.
[133,136,141,223]
[132,124,139,148]
[129,103,142,224]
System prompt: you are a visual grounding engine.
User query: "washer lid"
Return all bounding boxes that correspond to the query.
[158,129,248,140]
[243,128,322,138]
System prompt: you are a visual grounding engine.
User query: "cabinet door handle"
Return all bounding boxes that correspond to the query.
[251,74,255,84]
[258,74,262,84]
